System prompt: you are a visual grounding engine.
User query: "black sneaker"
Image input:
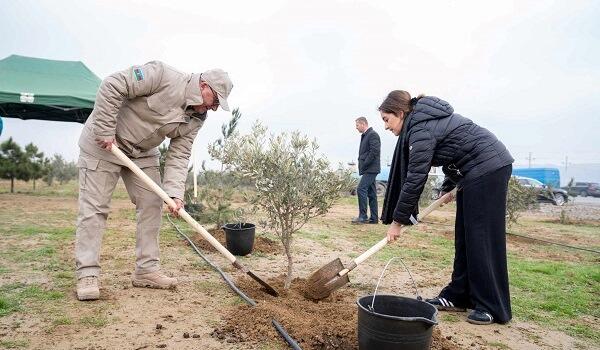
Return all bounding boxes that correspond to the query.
[467,309,494,325]
[425,297,466,312]
[368,219,378,224]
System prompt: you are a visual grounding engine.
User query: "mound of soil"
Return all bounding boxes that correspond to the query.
[190,228,281,255]
[212,276,462,350]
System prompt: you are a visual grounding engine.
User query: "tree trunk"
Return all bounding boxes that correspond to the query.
[33,179,36,190]
[283,243,293,290]
[10,177,14,193]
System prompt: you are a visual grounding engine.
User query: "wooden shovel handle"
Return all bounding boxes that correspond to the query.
[110,146,238,264]
[338,188,457,277]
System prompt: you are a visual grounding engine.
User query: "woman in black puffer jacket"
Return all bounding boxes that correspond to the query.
[380,90,513,325]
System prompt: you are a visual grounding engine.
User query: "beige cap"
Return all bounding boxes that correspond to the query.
[201,69,233,111]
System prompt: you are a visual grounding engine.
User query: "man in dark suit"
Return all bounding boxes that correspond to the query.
[353,117,381,224]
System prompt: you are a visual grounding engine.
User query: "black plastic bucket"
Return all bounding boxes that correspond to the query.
[357,294,437,350]
[222,223,255,256]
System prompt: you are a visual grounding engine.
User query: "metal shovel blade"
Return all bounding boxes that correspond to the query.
[247,270,279,297]
[305,258,350,300]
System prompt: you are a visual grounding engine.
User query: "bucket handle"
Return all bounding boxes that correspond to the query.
[369,256,421,312]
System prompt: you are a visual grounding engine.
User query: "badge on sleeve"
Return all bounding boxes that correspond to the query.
[133,68,144,81]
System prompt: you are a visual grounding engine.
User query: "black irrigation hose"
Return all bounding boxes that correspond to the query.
[420,219,600,254]
[166,214,256,306]
[166,214,303,350]
[272,319,302,350]
[506,232,600,255]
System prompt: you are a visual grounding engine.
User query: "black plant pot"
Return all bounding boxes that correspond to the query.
[222,223,256,256]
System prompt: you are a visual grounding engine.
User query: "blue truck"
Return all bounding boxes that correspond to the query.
[511,167,560,188]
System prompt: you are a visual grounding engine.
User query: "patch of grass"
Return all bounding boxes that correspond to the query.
[510,257,599,342]
[0,179,130,198]
[512,219,600,247]
[0,283,65,317]
[440,313,460,322]
[0,339,29,349]
[13,225,43,236]
[80,315,108,328]
[487,341,511,349]
[335,195,359,206]
[1,245,58,265]
[0,296,21,316]
[52,316,73,326]
[193,280,221,293]
[55,271,72,279]
[348,228,454,270]
[45,227,75,241]
[565,323,598,342]
[297,228,338,249]
[0,266,9,274]
[19,285,65,301]
[188,261,213,271]
[31,246,56,258]
[7,225,73,239]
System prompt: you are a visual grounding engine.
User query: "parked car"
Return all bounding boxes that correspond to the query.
[349,165,390,196]
[514,176,568,206]
[562,182,600,198]
[349,179,388,196]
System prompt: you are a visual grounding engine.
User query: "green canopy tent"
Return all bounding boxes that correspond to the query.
[0,54,101,124]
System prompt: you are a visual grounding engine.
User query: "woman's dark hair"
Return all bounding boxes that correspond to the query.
[378,90,425,117]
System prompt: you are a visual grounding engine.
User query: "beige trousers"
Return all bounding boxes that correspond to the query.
[75,152,163,279]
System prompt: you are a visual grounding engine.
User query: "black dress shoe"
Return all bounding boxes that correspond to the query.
[425,297,466,312]
[467,309,494,325]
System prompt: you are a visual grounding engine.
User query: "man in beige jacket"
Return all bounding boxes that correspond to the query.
[75,61,233,300]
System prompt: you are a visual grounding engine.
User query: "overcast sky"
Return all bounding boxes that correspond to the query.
[1,0,599,170]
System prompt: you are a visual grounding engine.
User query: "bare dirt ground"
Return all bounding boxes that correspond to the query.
[1,188,598,349]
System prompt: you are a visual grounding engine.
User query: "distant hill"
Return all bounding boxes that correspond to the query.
[513,163,600,186]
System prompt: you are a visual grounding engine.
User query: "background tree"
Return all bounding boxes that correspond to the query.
[43,154,77,186]
[191,108,242,227]
[0,137,29,193]
[210,122,354,289]
[24,143,45,190]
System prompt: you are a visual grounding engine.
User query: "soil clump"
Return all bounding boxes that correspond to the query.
[212,276,462,349]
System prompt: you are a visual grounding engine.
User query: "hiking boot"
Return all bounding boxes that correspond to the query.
[132,271,177,289]
[425,297,466,312]
[77,276,100,301]
[467,309,494,325]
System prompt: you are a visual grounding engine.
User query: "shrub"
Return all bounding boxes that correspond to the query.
[210,122,354,289]
[506,177,538,227]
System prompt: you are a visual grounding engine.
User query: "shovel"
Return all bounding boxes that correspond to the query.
[110,146,279,297]
[305,189,456,300]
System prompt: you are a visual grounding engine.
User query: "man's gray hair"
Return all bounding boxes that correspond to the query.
[355,116,368,125]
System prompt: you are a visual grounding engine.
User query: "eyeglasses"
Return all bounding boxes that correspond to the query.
[209,86,220,107]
